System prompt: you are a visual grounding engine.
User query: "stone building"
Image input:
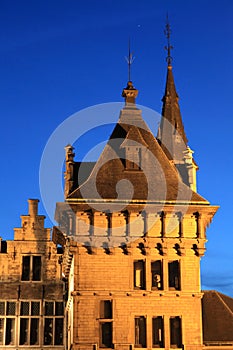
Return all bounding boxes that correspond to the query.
[0,199,65,349]
[52,59,233,350]
[1,37,233,350]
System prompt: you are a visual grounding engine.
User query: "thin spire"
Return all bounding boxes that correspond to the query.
[158,15,188,164]
[164,14,173,66]
[122,40,138,105]
[125,39,135,82]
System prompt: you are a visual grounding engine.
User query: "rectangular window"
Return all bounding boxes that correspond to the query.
[19,301,40,345]
[100,322,112,348]
[100,300,112,319]
[168,261,180,290]
[22,256,30,281]
[33,256,41,281]
[152,317,164,348]
[170,317,182,348]
[0,301,16,346]
[21,255,42,281]
[99,301,112,348]
[44,301,64,346]
[5,318,15,345]
[0,240,7,253]
[134,260,145,290]
[151,261,163,290]
[135,316,146,348]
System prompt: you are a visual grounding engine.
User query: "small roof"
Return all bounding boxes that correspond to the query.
[202,290,233,344]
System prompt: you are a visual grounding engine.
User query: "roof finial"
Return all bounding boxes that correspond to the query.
[164,14,173,67]
[125,38,135,82]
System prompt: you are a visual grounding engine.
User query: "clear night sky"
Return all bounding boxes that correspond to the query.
[0,0,233,296]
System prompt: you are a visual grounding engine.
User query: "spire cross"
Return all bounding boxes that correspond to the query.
[125,39,135,82]
[164,15,173,66]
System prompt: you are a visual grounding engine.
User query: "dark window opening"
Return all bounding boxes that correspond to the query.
[20,302,29,315]
[57,245,64,254]
[5,318,15,345]
[1,241,7,253]
[168,260,180,290]
[20,302,40,345]
[55,302,64,316]
[45,302,54,316]
[22,256,30,281]
[100,322,112,348]
[0,302,5,315]
[0,303,16,346]
[6,302,16,316]
[134,260,145,290]
[151,261,163,290]
[152,317,164,348]
[21,256,41,281]
[135,316,146,348]
[44,301,64,346]
[100,301,112,319]
[44,318,53,345]
[0,318,3,345]
[55,318,63,345]
[31,302,40,316]
[30,318,39,345]
[32,256,41,281]
[19,318,29,345]
[170,316,182,348]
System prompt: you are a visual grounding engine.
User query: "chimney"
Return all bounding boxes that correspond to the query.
[28,199,39,217]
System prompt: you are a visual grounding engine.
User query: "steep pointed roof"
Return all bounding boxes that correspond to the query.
[68,81,207,205]
[158,65,188,161]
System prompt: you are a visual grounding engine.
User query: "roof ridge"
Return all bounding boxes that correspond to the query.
[216,291,233,317]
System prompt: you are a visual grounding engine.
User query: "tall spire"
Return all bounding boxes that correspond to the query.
[158,18,198,191]
[158,17,188,159]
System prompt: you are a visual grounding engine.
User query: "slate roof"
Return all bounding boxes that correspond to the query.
[202,290,233,344]
[68,102,208,204]
[159,65,188,148]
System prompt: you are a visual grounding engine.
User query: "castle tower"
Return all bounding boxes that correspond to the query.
[53,31,218,350]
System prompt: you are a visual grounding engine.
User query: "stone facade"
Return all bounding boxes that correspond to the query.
[0,199,65,349]
[53,64,219,350]
[1,57,232,350]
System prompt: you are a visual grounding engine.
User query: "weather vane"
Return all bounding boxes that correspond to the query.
[164,14,173,66]
[125,39,135,82]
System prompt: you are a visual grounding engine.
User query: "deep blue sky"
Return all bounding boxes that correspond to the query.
[0,0,233,296]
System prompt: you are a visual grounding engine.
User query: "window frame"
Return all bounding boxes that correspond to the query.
[99,300,113,348]
[152,316,164,348]
[168,260,181,291]
[170,316,182,348]
[134,316,147,348]
[134,260,146,290]
[43,300,64,346]
[0,301,16,346]
[21,255,42,282]
[151,260,163,290]
[19,300,40,346]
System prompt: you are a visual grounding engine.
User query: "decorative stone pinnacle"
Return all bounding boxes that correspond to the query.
[122,81,138,105]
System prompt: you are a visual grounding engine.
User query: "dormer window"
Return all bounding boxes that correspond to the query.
[120,126,147,171]
[125,146,141,170]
